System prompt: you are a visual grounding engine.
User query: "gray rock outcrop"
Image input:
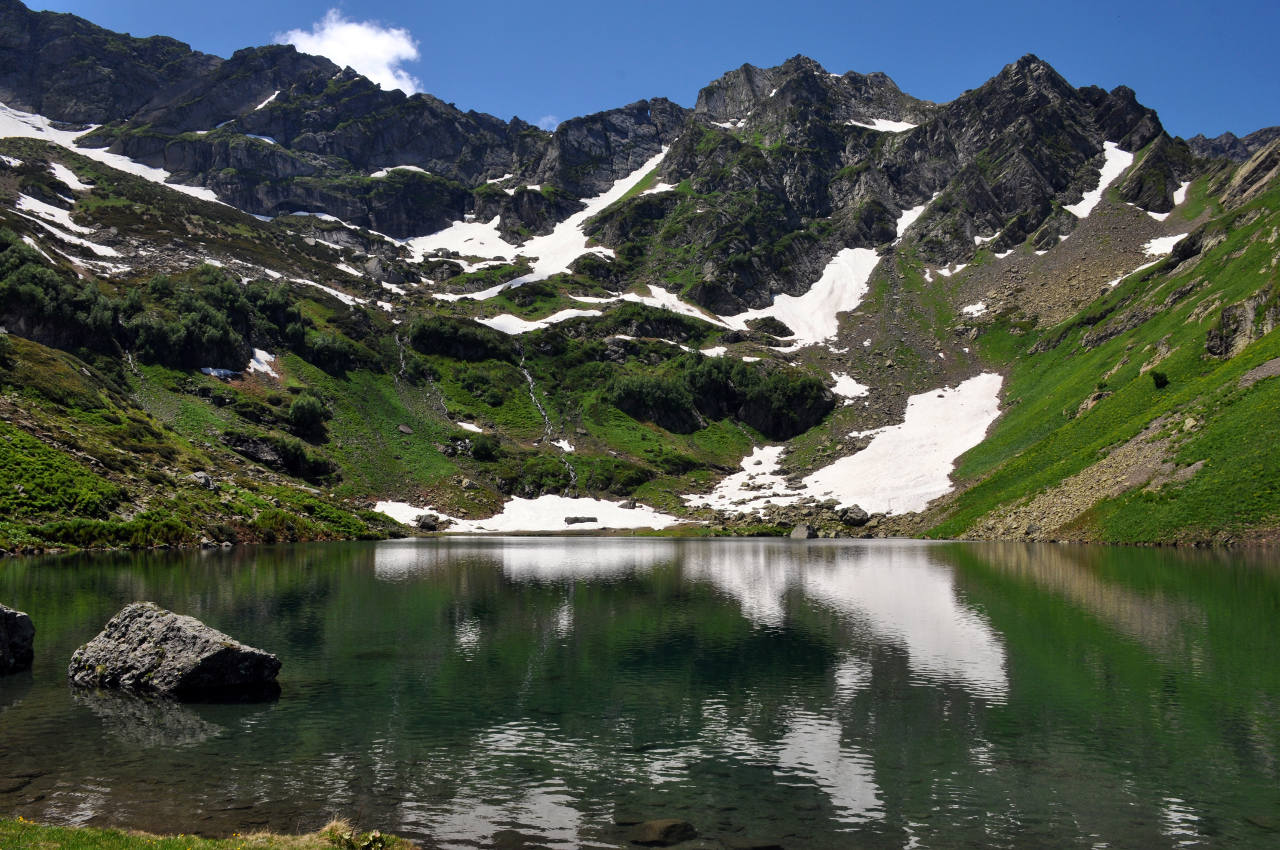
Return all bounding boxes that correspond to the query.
[68,602,280,700]
[790,523,818,539]
[0,603,35,674]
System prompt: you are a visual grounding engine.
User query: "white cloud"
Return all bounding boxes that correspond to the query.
[276,9,421,93]
[537,115,560,131]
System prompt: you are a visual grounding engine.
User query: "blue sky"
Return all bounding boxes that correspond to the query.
[30,0,1280,138]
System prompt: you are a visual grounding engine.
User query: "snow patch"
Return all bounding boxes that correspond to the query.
[641,182,676,195]
[49,162,90,191]
[16,209,120,258]
[17,194,92,233]
[684,374,1003,516]
[380,281,406,295]
[376,300,393,312]
[936,263,967,278]
[552,439,574,453]
[683,446,802,514]
[700,346,727,357]
[0,101,220,203]
[895,195,937,242]
[456,422,483,433]
[802,373,1003,513]
[446,495,681,533]
[247,349,279,377]
[831,372,870,402]
[293,277,367,306]
[424,151,668,293]
[720,248,880,347]
[1,155,22,167]
[254,90,280,110]
[246,134,277,145]
[370,164,428,178]
[477,308,601,335]
[1143,234,1187,257]
[847,118,917,133]
[961,302,987,317]
[1064,141,1134,219]
[1147,182,1191,222]
[20,235,55,263]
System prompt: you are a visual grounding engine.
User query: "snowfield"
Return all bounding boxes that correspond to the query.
[801,373,1003,513]
[0,100,221,203]
[1064,141,1133,219]
[684,373,1003,516]
[1143,234,1187,257]
[847,118,917,133]
[374,495,682,532]
[415,148,668,298]
[720,248,881,346]
[477,308,601,335]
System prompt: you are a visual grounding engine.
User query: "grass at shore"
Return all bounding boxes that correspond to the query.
[0,818,413,850]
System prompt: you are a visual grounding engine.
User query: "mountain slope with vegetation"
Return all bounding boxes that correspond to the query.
[0,0,1277,549]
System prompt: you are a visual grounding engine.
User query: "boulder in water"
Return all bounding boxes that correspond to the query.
[0,603,35,674]
[68,602,280,700]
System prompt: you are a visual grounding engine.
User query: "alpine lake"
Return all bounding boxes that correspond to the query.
[1,537,1278,849]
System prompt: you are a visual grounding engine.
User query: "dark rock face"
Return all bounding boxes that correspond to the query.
[531,98,689,197]
[1188,127,1280,162]
[0,603,35,673]
[68,602,280,700]
[0,0,220,124]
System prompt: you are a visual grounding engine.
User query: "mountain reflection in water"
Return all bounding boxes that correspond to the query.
[1,539,1277,848]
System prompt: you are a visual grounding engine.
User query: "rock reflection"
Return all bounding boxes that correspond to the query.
[957,542,1203,658]
[71,688,224,748]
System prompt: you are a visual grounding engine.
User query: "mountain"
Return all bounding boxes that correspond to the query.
[1,0,1278,550]
[1187,127,1280,162]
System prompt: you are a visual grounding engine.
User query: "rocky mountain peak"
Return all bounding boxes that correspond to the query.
[694,62,779,121]
[1188,126,1280,162]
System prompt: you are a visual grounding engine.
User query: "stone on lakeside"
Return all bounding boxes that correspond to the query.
[68,602,280,700]
[0,603,35,674]
[790,523,817,539]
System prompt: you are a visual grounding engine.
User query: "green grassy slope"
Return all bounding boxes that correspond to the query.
[930,178,1280,542]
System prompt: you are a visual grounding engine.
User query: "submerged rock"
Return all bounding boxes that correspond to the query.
[630,819,698,847]
[68,602,280,700]
[0,603,35,674]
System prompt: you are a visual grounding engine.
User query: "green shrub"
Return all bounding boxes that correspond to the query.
[287,392,330,439]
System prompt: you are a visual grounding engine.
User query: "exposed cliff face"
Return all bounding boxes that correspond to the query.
[0,0,220,124]
[584,54,1188,315]
[1188,126,1280,162]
